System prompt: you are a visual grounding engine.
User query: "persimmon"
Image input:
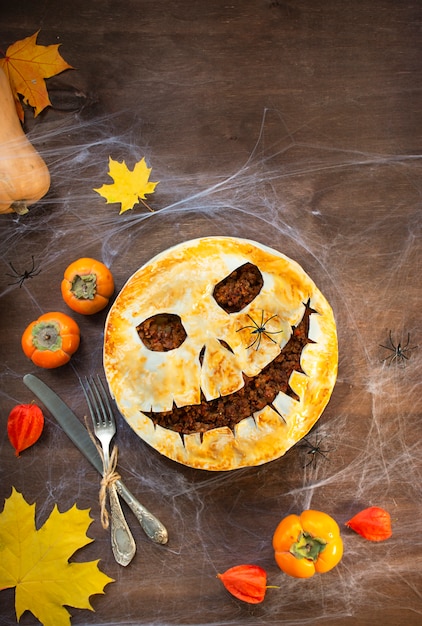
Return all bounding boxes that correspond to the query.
[61,257,114,315]
[21,312,80,368]
[273,510,343,578]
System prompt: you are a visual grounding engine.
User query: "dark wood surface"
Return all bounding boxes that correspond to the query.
[1,1,421,624]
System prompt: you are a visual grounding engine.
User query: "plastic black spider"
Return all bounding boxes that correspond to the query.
[380,331,417,367]
[301,436,330,469]
[237,310,283,350]
[7,255,41,287]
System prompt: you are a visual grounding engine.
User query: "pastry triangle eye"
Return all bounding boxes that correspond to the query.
[137,313,187,351]
[213,263,263,313]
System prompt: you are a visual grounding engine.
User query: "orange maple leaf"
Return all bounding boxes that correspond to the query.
[0,30,73,121]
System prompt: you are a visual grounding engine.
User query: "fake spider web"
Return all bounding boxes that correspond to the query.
[1,100,421,626]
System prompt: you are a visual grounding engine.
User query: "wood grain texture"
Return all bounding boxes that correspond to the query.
[0,1,421,624]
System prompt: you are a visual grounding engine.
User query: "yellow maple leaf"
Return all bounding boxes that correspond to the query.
[94,156,159,214]
[0,30,73,121]
[0,487,114,626]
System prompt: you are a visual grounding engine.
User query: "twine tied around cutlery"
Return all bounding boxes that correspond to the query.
[85,416,121,529]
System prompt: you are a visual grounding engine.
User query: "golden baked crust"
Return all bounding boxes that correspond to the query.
[103,237,338,470]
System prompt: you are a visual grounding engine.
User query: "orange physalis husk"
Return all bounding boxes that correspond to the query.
[345,506,392,541]
[7,403,45,456]
[217,564,270,604]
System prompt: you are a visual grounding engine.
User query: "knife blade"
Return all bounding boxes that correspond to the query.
[23,373,168,545]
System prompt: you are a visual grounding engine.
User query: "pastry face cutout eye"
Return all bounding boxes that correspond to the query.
[213,262,263,313]
[137,313,187,351]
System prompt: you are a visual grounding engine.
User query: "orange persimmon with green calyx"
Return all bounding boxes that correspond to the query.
[273,510,343,578]
[61,257,114,315]
[21,311,80,368]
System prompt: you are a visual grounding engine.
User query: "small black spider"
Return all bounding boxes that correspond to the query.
[237,310,283,350]
[380,331,417,367]
[7,255,41,287]
[301,436,330,469]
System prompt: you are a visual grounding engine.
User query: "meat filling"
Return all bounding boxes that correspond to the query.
[213,262,264,313]
[146,302,316,436]
[137,313,187,352]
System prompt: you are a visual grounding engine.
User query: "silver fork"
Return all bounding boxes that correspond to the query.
[82,375,136,566]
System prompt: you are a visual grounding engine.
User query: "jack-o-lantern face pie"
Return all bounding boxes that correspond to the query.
[103,237,338,470]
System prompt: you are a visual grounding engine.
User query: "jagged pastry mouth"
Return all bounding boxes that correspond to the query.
[145,301,316,438]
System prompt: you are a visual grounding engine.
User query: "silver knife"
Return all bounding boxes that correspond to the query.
[23,373,168,545]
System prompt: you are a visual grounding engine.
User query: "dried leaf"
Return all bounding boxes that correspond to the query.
[346,506,392,542]
[217,564,268,604]
[94,156,159,214]
[0,488,114,626]
[0,30,73,121]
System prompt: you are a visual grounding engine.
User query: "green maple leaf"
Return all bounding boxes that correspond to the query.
[94,156,159,214]
[0,487,114,626]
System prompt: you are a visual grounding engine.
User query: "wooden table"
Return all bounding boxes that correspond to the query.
[1,1,421,624]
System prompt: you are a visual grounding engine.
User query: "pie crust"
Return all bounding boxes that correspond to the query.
[103,237,338,470]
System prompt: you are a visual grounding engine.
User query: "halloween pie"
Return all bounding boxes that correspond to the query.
[103,237,338,471]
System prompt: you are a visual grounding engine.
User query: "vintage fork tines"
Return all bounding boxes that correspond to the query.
[81,375,116,469]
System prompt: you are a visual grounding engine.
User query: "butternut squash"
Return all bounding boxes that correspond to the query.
[0,68,50,214]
